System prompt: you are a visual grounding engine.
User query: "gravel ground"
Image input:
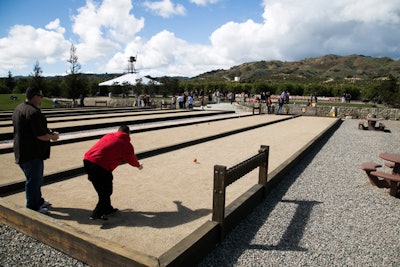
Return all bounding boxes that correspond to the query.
[199,119,400,266]
[1,118,399,266]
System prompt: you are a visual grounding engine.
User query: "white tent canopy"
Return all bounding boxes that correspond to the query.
[98,73,161,86]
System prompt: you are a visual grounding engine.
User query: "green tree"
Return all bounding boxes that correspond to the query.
[360,82,381,102]
[159,76,179,96]
[46,77,63,97]
[30,61,46,93]
[63,44,87,99]
[377,75,399,106]
[0,81,8,94]
[5,71,16,93]
[14,78,30,94]
[87,79,101,96]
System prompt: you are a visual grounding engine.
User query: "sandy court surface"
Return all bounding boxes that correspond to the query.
[2,116,337,257]
[1,114,283,185]
[0,109,223,134]
[0,109,178,126]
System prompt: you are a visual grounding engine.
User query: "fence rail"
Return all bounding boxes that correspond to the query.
[212,145,269,239]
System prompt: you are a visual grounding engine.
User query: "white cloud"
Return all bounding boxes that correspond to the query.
[95,0,400,77]
[332,0,400,24]
[101,0,400,77]
[189,0,221,6]
[103,29,234,77]
[143,0,186,18]
[45,19,65,34]
[0,24,70,74]
[71,0,145,63]
[1,0,400,77]
[203,0,400,64]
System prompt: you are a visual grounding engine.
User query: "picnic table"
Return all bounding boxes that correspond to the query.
[361,152,400,197]
[358,117,385,131]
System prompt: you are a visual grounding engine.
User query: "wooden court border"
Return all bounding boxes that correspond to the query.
[0,118,342,266]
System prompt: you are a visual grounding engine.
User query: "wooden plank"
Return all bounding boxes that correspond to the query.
[360,162,382,171]
[370,171,400,182]
[258,145,269,186]
[212,165,226,239]
[95,100,108,106]
[0,198,159,267]
[370,171,400,196]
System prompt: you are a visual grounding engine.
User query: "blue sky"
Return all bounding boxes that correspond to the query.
[1,0,400,78]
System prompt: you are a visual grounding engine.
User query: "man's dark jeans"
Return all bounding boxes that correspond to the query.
[83,160,114,217]
[19,158,45,211]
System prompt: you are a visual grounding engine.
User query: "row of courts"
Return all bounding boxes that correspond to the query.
[0,107,339,266]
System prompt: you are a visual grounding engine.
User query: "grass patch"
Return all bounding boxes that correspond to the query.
[292,100,378,108]
[0,94,53,111]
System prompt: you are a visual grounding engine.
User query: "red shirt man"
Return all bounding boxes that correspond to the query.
[84,129,141,171]
[83,125,143,220]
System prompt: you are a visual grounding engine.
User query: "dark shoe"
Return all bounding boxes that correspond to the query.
[40,200,51,209]
[104,208,118,216]
[37,207,49,214]
[90,214,108,220]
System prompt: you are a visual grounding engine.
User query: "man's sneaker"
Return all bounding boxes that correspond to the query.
[104,208,118,216]
[40,200,51,209]
[37,207,49,214]
[90,214,108,220]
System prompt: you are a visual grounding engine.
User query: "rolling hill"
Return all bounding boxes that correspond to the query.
[192,54,400,83]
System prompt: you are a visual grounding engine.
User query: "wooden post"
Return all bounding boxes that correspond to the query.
[212,165,227,240]
[258,145,269,186]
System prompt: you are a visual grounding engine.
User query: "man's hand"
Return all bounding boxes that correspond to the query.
[138,164,143,170]
[51,131,60,141]
[38,132,59,142]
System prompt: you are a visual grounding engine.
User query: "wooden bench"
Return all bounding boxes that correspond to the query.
[161,101,174,109]
[358,119,385,131]
[370,171,400,197]
[253,103,261,115]
[385,162,395,169]
[95,100,108,106]
[360,162,386,188]
[361,162,382,172]
[58,100,73,108]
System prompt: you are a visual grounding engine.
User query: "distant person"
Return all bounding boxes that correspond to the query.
[281,91,286,102]
[277,96,284,114]
[183,92,187,108]
[12,87,59,214]
[171,95,176,109]
[266,96,272,114]
[285,90,290,104]
[228,92,235,104]
[177,94,184,109]
[83,125,143,220]
[188,95,194,110]
[346,93,351,103]
[79,94,85,107]
[200,95,205,110]
[216,90,221,104]
[53,98,58,108]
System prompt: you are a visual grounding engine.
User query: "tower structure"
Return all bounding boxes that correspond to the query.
[128,56,137,73]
